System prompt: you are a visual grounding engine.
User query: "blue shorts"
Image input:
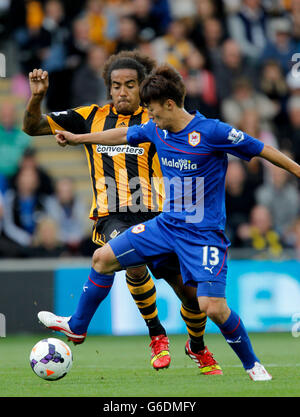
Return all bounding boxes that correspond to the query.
[109,213,230,298]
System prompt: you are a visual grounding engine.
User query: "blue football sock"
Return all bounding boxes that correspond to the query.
[218,310,259,370]
[68,268,115,335]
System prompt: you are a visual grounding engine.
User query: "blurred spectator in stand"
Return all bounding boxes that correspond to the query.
[187,0,216,51]
[222,0,242,15]
[286,217,300,259]
[0,0,11,42]
[13,0,51,75]
[138,37,156,60]
[3,167,48,252]
[39,0,70,73]
[281,96,300,164]
[255,163,300,236]
[195,0,218,20]
[151,18,195,72]
[52,0,83,22]
[260,17,297,76]
[30,216,65,257]
[31,1,71,110]
[47,17,91,110]
[149,0,172,36]
[65,17,92,71]
[183,47,219,117]
[244,154,265,199]
[105,0,133,17]
[189,0,227,63]
[127,0,154,40]
[7,0,27,35]
[291,0,300,15]
[236,204,284,258]
[286,69,300,98]
[201,17,225,71]
[228,0,270,65]
[214,38,257,100]
[129,0,171,39]
[261,0,287,15]
[79,0,118,53]
[225,159,256,246]
[45,177,88,256]
[0,189,22,257]
[0,187,30,258]
[11,147,54,197]
[0,102,31,193]
[238,108,274,191]
[114,15,140,53]
[239,108,278,148]
[259,59,289,136]
[276,69,300,144]
[71,44,107,107]
[169,0,196,20]
[290,0,300,42]
[221,77,278,130]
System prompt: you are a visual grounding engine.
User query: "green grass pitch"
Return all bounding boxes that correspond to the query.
[0,332,299,397]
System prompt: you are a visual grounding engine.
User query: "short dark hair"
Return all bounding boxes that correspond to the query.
[102,50,156,99]
[139,65,186,108]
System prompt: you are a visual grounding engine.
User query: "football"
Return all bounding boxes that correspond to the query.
[30,338,73,381]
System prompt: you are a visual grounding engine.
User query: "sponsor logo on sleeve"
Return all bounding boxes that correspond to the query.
[51,110,68,117]
[110,229,121,239]
[227,128,244,144]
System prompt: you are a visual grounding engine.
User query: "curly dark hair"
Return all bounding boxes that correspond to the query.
[102,50,157,99]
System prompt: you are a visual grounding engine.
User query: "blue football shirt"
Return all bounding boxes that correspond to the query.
[127,111,264,230]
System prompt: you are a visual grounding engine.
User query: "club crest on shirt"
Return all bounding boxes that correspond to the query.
[227,128,244,144]
[131,224,145,234]
[188,131,201,147]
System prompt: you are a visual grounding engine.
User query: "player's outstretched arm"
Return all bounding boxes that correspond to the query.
[55,128,129,147]
[259,144,300,178]
[23,69,52,136]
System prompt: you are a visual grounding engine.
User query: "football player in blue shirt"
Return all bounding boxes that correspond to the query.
[55,65,300,380]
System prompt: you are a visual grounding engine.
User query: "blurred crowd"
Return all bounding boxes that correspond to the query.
[0,0,300,260]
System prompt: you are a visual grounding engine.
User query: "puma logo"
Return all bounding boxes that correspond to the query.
[204,266,214,274]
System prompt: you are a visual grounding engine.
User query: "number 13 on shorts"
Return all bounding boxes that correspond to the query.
[201,244,228,278]
[202,246,219,266]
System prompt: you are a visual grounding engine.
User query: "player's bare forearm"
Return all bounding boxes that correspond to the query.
[23,69,52,136]
[55,127,129,147]
[259,144,300,178]
[23,96,51,136]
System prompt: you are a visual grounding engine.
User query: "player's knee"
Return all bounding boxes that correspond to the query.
[92,245,115,274]
[198,297,229,325]
[176,288,199,309]
[177,287,199,310]
[126,265,147,280]
[206,308,223,324]
[181,297,200,311]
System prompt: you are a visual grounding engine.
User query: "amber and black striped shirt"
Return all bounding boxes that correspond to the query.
[47,104,164,219]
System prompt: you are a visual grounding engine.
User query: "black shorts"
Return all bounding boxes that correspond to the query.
[92,212,181,278]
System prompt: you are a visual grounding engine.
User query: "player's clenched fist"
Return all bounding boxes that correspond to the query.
[29,68,49,97]
[55,130,80,147]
